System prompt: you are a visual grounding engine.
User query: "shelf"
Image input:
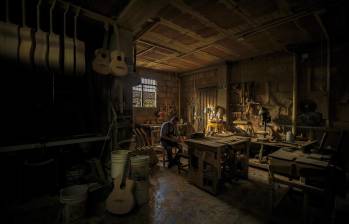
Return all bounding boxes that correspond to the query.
[0,135,109,153]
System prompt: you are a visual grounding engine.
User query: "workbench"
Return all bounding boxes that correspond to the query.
[249,138,317,170]
[185,136,250,194]
[268,147,335,223]
[268,148,330,178]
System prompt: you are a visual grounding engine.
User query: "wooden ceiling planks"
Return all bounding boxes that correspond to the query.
[122,0,327,72]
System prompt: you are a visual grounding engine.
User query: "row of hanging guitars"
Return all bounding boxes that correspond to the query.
[0,0,85,76]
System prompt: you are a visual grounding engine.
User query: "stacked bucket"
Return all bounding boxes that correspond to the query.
[60,184,89,224]
[130,155,150,205]
[111,150,130,179]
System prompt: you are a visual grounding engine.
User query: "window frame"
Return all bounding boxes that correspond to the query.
[133,78,157,108]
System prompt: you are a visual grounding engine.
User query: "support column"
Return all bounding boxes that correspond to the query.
[292,53,298,135]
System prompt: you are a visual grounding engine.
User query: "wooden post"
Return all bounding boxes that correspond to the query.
[315,13,331,127]
[292,53,298,135]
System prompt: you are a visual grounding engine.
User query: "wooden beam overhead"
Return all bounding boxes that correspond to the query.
[222,0,288,52]
[158,18,222,45]
[171,0,257,53]
[236,8,326,39]
[136,46,155,56]
[138,58,180,69]
[117,0,171,32]
[136,39,181,54]
[274,0,312,42]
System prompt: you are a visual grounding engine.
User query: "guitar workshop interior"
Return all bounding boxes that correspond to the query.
[1,0,349,223]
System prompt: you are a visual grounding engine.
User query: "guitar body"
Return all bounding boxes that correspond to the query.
[19,26,34,66]
[0,21,18,62]
[34,30,48,70]
[74,39,85,75]
[106,176,135,215]
[48,33,60,72]
[92,48,111,75]
[110,50,128,77]
[64,36,75,75]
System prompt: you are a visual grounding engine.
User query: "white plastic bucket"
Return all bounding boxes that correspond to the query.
[130,155,150,181]
[134,180,149,205]
[111,150,130,178]
[60,184,88,224]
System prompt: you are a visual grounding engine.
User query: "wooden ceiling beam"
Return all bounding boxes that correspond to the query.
[171,0,257,53]
[222,0,287,52]
[159,18,209,44]
[236,8,325,39]
[117,0,171,32]
[137,58,180,69]
[136,46,155,56]
[133,18,160,41]
[137,40,222,68]
[274,0,312,42]
[136,39,181,54]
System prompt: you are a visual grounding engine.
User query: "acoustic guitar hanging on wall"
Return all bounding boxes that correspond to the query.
[92,23,111,75]
[34,0,48,71]
[48,0,61,73]
[63,4,75,75]
[110,23,128,77]
[0,0,19,62]
[19,0,34,67]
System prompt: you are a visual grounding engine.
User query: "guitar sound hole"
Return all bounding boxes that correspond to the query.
[102,53,107,58]
[117,56,122,61]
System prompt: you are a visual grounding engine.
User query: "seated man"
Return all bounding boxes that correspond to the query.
[160,116,183,168]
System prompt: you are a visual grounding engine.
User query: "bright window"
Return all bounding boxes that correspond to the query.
[133,78,157,108]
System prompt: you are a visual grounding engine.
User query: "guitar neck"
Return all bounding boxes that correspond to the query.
[122,153,130,185]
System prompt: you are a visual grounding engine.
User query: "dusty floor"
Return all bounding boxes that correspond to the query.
[5,165,348,224]
[105,166,282,224]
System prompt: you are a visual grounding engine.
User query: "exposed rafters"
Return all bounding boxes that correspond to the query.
[171,0,258,53]
[125,0,328,71]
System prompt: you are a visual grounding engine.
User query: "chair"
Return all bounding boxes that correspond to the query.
[134,128,168,167]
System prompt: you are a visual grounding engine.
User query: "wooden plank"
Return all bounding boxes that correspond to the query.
[0,135,109,153]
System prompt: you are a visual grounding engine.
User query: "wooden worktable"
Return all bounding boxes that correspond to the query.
[185,136,250,194]
[268,148,330,178]
[249,138,317,170]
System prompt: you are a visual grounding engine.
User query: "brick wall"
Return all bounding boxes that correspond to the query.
[133,68,179,124]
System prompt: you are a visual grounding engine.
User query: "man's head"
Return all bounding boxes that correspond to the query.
[170,116,179,125]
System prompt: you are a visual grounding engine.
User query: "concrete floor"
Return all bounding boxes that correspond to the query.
[5,165,347,224]
[104,166,280,224]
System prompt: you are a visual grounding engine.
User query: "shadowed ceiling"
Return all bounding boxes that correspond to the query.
[118,0,332,72]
